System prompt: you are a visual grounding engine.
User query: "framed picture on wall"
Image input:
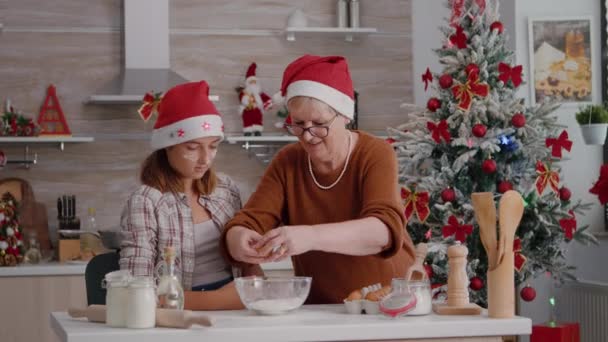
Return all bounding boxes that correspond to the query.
[528,16,595,106]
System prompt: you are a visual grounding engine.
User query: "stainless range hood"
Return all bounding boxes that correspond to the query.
[88,0,216,104]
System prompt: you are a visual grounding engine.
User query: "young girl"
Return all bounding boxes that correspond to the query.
[119,80,262,310]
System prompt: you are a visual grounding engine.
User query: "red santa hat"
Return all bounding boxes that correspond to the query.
[149,81,224,150]
[246,63,257,82]
[276,55,355,119]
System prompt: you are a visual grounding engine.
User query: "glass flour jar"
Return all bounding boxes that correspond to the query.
[102,270,132,327]
[126,276,157,329]
[407,279,432,315]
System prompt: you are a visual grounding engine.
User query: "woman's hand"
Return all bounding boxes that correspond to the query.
[254,225,317,262]
[226,226,267,264]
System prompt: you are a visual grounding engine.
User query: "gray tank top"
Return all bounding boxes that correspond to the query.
[191,220,232,287]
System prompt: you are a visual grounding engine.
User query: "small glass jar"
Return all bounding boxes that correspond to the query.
[379,278,417,318]
[407,279,432,315]
[126,276,156,329]
[102,270,131,327]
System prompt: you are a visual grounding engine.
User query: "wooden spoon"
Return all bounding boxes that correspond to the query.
[471,192,498,270]
[496,190,524,268]
[405,243,428,281]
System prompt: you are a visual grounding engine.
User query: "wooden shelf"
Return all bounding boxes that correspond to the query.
[285,27,378,42]
[0,137,95,168]
[0,136,94,144]
[225,135,297,143]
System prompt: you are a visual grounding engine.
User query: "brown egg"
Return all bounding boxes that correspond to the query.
[345,289,363,301]
[365,286,392,302]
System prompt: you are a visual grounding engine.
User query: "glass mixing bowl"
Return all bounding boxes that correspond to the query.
[234,276,312,315]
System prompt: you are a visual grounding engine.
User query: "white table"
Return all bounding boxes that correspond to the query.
[51,304,531,342]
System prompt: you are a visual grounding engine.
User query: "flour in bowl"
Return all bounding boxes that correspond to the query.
[248,298,304,313]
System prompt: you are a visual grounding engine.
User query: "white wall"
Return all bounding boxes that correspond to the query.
[412,0,608,336]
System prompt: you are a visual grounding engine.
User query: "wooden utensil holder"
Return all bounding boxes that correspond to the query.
[487,250,515,318]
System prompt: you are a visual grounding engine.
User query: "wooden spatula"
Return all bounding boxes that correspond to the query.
[471,192,498,270]
[496,190,524,267]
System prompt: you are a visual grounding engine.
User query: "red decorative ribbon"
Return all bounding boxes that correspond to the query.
[450,0,486,26]
[427,120,451,144]
[451,71,489,111]
[559,210,577,240]
[401,187,430,222]
[498,63,523,88]
[449,26,468,49]
[513,237,527,272]
[545,130,573,159]
[590,164,608,204]
[138,92,163,122]
[422,68,433,91]
[535,161,560,195]
[442,215,473,243]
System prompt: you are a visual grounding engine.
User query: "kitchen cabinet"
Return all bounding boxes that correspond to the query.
[0,260,292,342]
[0,263,87,342]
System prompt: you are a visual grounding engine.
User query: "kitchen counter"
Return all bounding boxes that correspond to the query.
[51,304,531,342]
[0,262,87,277]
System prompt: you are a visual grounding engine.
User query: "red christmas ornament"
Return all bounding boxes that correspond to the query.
[465,63,480,76]
[386,138,396,144]
[559,187,572,201]
[498,180,513,193]
[482,159,497,174]
[427,97,442,112]
[472,123,487,138]
[469,277,484,291]
[441,188,456,202]
[439,74,454,89]
[490,21,504,34]
[520,285,537,302]
[511,113,526,128]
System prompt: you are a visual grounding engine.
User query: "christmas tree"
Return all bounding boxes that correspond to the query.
[388,0,597,306]
[0,192,26,266]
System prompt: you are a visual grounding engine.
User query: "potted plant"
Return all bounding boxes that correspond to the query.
[575,104,608,145]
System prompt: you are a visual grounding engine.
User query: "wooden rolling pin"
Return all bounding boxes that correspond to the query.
[68,305,212,328]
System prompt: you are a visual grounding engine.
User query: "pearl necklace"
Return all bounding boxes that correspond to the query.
[308,131,352,190]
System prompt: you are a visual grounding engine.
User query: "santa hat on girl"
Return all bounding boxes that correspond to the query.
[140,81,224,150]
[274,55,355,119]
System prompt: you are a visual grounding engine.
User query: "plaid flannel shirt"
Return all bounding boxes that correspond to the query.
[119,173,242,290]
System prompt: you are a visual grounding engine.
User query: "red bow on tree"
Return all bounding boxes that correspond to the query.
[545,130,573,159]
[559,210,577,240]
[427,120,451,144]
[513,237,527,272]
[401,187,430,222]
[498,63,523,88]
[422,68,433,91]
[451,71,489,111]
[589,164,608,204]
[442,215,473,243]
[449,26,468,49]
[138,92,163,122]
[535,161,560,195]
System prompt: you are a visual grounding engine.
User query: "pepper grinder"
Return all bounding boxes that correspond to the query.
[433,242,482,315]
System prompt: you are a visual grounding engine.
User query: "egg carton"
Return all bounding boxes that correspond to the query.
[343,283,387,315]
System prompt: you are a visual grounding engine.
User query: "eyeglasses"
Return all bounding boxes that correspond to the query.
[284,115,339,138]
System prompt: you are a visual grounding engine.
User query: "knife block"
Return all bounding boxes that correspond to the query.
[487,250,515,318]
[58,239,81,262]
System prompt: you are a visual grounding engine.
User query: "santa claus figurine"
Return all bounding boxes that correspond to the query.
[238,63,272,136]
